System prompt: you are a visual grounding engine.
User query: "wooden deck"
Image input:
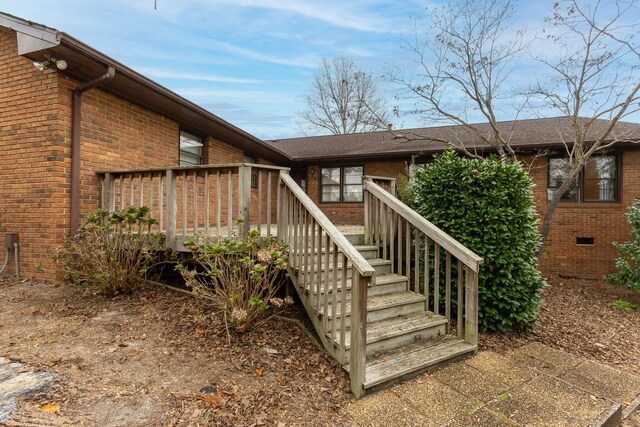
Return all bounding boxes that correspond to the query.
[98,165,482,398]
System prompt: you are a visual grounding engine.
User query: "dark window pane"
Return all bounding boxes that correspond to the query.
[180,131,204,166]
[321,168,341,185]
[321,185,340,202]
[584,155,617,201]
[548,158,578,201]
[343,184,363,202]
[344,166,363,184]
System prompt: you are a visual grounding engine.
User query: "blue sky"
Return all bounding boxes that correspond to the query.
[1,1,637,139]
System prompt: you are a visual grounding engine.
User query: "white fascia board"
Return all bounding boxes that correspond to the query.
[0,12,59,54]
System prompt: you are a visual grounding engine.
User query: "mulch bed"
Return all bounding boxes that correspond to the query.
[0,274,638,425]
[481,275,640,376]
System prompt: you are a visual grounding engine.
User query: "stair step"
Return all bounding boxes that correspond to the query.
[309,273,408,297]
[334,312,448,350]
[346,338,476,390]
[296,258,391,277]
[302,244,379,259]
[325,291,426,323]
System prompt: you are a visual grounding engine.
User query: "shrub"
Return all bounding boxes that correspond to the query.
[177,230,290,334]
[605,199,640,291]
[405,150,545,332]
[56,206,165,296]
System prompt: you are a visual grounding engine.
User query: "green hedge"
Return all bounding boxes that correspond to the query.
[605,199,640,291]
[405,150,545,332]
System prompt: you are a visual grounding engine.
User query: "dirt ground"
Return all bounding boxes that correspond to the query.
[1,275,639,426]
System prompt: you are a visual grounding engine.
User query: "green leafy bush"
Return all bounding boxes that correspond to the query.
[405,150,545,332]
[56,206,165,296]
[177,231,290,334]
[605,199,640,291]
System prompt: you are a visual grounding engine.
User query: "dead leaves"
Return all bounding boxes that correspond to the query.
[41,403,61,414]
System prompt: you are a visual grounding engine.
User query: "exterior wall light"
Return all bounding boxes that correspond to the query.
[33,55,67,72]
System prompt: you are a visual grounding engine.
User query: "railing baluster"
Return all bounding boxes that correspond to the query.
[303,212,311,301]
[129,173,134,206]
[445,252,451,332]
[158,173,163,232]
[119,176,125,209]
[257,170,263,234]
[340,253,348,364]
[424,235,430,311]
[331,242,338,344]
[165,169,176,250]
[405,220,410,287]
[216,171,221,233]
[434,243,440,315]
[316,225,322,314]
[193,171,198,234]
[138,173,144,206]
[390,209,395,274]
[457,259,463,339]
[148,174,153,212]
[227,170,232,237]
[182,172,187,240]
[204,171,210,234]
[397,215,403,276]
[267,172,272,237]
[323,234,330,332]
[382,201,387,260]
[414,227,419,294]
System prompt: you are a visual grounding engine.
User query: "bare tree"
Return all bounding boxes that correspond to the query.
[531,0,640,247]
[393,0,640,251]
[390,0,529,160]
[298,57,389,135]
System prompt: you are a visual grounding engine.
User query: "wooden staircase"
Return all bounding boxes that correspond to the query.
[279,174,483,398]
[97,164,482,399]
[288,230,477,395]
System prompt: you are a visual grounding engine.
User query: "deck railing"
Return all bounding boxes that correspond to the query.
[363,178,482,347]
[98,163,288,249]
[279,172,375,398]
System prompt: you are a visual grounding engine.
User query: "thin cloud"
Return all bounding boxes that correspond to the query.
[136,68,263,84]
[207,0,395,33]
[206,40,319,68]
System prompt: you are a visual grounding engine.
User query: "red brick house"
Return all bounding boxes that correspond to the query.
[0,13,289,279]
[3,11,640,398]
[268,119,640,278]
[2,11,640,281]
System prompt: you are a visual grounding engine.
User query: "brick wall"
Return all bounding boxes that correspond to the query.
[305,154,640,278]
[1,28,250,279]
[0,28,65,279]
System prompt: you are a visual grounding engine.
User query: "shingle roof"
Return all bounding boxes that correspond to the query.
[268,117,640,161]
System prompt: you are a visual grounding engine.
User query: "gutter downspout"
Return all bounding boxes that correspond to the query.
[70,66,115,236]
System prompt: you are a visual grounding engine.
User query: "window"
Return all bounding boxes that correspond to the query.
[179,130,205,166]
[548,154,618,202]
[320,166,363,203]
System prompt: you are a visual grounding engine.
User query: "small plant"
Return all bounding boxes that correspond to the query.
[177,230,290,336]
[56,206,165,296]
[605,199,640,291]
[610,299,639,311]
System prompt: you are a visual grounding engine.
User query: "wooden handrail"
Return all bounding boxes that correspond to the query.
[96,162,290,176]
[364,179,482,272]
[280,173,375,277]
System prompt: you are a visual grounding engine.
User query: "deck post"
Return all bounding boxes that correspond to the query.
[350,273,369,399]
[165,169,177,250]
[238,165,251,237]
[465,268,479,349]
[363,181,370,245]
[101,173,115,212]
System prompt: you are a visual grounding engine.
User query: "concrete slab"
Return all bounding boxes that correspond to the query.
[392,376,483,427]
[486,387,590,427]
[446,407,520,427]
[559,360,640,404]
[510,343,582,376]
[345,390,432,427]
[431,363,511,403]
[519,375,614,425]
[465,352,538,387]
